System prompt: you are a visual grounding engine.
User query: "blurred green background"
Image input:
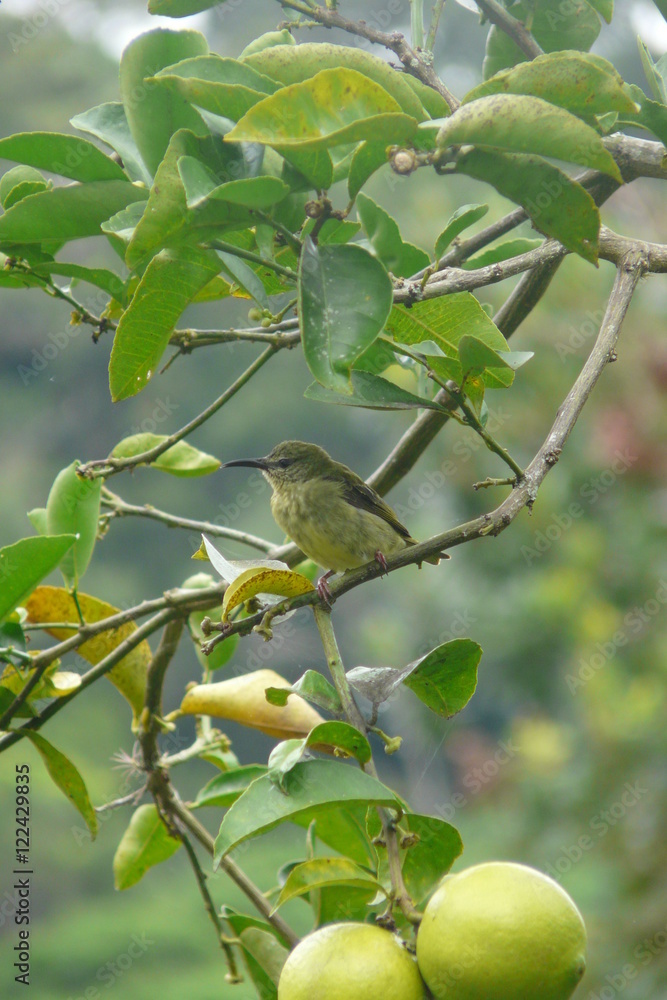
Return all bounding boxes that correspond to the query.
[1,1,666,998]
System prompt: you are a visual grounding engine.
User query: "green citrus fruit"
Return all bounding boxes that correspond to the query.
[278,922,425,1000]
[416,862,586,1000]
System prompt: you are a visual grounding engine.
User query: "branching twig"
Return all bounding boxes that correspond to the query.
[101,489,275,553]
[0,608,179,748]
[473,0,543,59]
[78,346,279,479]
[425,0,447,54]
[278,1,460,111]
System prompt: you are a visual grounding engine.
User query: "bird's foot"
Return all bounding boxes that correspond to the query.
[317,571,335,606]
[374,550,389,577]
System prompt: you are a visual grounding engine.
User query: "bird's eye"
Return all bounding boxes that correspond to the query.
[277,458,293,468]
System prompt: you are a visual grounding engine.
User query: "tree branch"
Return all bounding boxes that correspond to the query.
[201,251,647,649]
[279,1,460,111]
[78,345,279,480]
[101,489,275,554]
[135,617,300,950]
[473,0,543,59]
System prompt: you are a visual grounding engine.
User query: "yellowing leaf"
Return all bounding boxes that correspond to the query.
[25,586,150,729]
[179,668,324,739]
[222,567,314,622]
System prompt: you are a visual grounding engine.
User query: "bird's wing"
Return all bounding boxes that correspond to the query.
[334,471,413,541]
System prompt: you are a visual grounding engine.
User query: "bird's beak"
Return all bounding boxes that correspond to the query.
[220,457,269,470]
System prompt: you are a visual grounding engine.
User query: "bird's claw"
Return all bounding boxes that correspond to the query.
[317,571,335,606]
[375,550,389,576]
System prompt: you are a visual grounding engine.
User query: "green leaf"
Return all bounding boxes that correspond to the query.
[298,238,393,393]
[214,759,400,864]
[0,181,147,245]
[45,462,102,590]
[126,130,250,267]
[386,293,512,388]
[638,38,667,104]
[109,245,222,401]
[240,30,296,59]
[621,84,667,146]
[306,722,372,765]
[148,0,223,14]
[23,731,97,838]
[225,68,417,151]
[119,28,210,176]
[483,0,601,80]
[220,909,290,995]
[273,858,382,911]
[348,141,391,200]
[356,193,430,277]
[151,55,278,122]
[293,806,375,867]
[402,638,482,718]
[100,201,148,257]
[216,250,271,309]
[586,0,613,22]
[27,508,48,535]
[179,159,289,209]
[452,147,600,264]
[0,535,75,623]
[71,103,152,185]
[435,203,489,258]
[462,237,543,270]
[0,166,49,209]
[30,262,126,301]
[238,928,287,995]
[400,813,462,904]
[437,94,621,181]
[458,334,514,381]
[304,370,450,411]
[0,132,128,183]
[110,433,220,476]
[279,147,334,191]
[194,765,269,807]
[466,51,637,117]
[243,42,430,119]
[292,670,343,714]
[113,804,181,889]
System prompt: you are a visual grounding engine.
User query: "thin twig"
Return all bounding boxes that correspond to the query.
[474,0,543,59]
[166,794,300,947]
[0,608,178,749]
[78,346,279,479]
[279,0,460,111]
[101,489,275,553]
[211,239,296,281]
[425,0,447,54]
[312,608,421,923]
[179,833,242,982]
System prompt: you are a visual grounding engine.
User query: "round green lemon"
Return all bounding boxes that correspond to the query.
[278,922,425,1000]
[416,862,587,1000]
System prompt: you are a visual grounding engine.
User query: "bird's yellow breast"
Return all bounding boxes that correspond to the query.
[270,478,407,573]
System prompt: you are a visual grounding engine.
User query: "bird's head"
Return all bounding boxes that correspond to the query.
[222,440,335,488]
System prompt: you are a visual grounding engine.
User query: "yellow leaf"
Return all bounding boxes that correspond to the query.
[179,669,324,740]
[222,567,314,622]
[25,587,150,729]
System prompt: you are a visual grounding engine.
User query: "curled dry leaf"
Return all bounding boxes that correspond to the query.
[179,668,325,739]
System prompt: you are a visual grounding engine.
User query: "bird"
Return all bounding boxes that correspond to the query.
[221,440,446,602]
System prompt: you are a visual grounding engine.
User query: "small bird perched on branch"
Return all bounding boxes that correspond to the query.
[222,440,446,602]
